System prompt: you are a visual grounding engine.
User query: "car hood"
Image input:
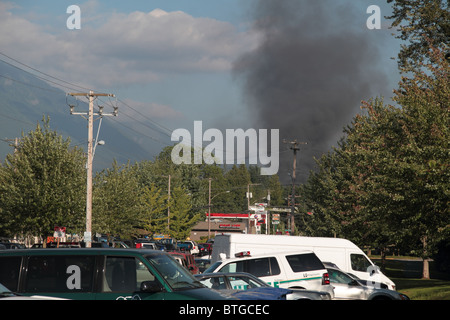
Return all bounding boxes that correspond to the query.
[231,287,291,300]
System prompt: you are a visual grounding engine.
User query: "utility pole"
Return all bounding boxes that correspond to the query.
[247,183,261,234]
[208,178,212,240]
[67,91,117,247]
[167,174,171,231]
[283,139,307,235]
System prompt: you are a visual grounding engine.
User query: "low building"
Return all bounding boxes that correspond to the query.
[190,221,245,242]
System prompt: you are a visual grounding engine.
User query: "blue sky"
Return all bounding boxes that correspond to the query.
[1,0,402,178]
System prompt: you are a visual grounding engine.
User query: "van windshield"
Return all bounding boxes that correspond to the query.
[144,253,203,291]
[350,254,373,272]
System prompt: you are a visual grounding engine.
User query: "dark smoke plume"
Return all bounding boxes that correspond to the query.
[233,0,388,184]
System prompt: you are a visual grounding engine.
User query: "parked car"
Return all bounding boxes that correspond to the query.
[0,242,25,249]
[327,267,409,300]
[195,258,211,273]
[168,251,199,274]
[134,239,157,249]
[195,272,331,300]
[204,250,334,298]
[179,240,199,255]
[198,243,212,256]
[0,248,235,300]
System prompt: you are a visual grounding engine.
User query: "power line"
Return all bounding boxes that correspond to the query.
[0,51,92,92]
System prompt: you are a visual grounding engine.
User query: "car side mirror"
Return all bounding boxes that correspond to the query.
[140,281,163,293]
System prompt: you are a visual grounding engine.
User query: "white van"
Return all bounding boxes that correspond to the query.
[204,250,334,298]
[211,234,395,290]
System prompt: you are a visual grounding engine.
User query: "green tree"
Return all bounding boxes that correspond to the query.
[169,186,202,240]
[386,0,450,72]
[301,45,449,277]
[225,164,251,212]
[0,117,85,239]
[139,183,169,235]
[92,160,141,238]
[389,46,449,278]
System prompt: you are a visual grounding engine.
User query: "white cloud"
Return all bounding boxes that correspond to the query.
[0,4,258,90]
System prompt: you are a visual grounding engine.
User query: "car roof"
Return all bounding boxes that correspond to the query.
[219,250,316,262]
[196,272,259,278]
[0,248,166,257]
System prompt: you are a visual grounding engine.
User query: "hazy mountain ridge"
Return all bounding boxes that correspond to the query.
[0,62,159,171]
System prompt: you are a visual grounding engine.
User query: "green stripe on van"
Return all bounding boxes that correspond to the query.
[268,277,322,287]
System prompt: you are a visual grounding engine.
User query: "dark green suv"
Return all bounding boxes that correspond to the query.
[0,248,233,300]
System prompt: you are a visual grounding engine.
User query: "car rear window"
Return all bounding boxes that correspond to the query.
[286,253,325,272]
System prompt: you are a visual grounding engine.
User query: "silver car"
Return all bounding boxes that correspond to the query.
[328,267,409,300]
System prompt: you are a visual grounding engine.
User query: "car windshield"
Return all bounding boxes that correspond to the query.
[328,268,355,285]
[144,253,204,291]
[228,275,269,289]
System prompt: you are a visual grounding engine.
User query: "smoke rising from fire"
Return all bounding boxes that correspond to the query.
[233,0,389,183]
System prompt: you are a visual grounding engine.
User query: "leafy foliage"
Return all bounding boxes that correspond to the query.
[386,0,450,72]
[0,117,86,238]
[300,45,449,264]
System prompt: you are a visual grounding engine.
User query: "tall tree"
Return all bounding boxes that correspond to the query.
[390,46,449,278]
[139,183,169,235]
[225,164,252,213]
[168,186,202,240]
[0,117,85,239]
[92,160,141,238]
[386,0,450,72]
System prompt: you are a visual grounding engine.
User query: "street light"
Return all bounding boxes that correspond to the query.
[92,140,105,159]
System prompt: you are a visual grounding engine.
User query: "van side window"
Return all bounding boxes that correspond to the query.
[286,253,324,272]
[0,257,21,292]
[25,256,95,293]
[103,256,157,292]
[220,257,280,277]
[350,254,372,272]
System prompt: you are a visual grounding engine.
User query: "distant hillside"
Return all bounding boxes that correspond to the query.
[0,62,163,171]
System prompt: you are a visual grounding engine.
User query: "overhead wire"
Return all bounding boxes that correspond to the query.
[0,52,175,148]
[0,51,92,92]
[0,52,289,169]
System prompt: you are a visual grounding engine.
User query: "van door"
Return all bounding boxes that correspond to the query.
[97,255,166,300]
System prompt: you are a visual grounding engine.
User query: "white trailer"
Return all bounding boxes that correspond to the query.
[211,233,396,290]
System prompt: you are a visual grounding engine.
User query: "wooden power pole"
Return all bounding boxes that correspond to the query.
[283,139,307,235]
[67,91,117,247]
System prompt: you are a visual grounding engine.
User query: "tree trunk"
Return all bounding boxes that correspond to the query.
[421,235,430,279]
[380,247,387,273]
[422,258,430,279]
